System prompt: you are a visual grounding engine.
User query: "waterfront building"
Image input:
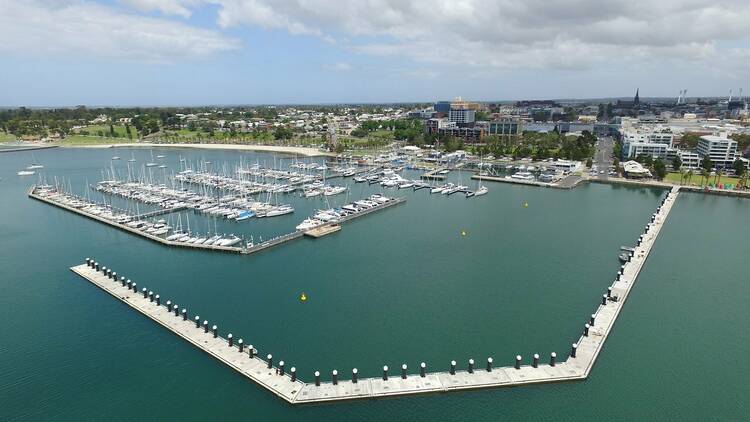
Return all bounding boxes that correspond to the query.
[696,132,738,168]
[622,160,652,178]
[623,140,670,160]
[552,160,582,173]
[676,150,701,170]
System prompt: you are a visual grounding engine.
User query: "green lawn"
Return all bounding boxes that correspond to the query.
[665,172,743,187]
[77,124,132,138]
[0,132,16,142]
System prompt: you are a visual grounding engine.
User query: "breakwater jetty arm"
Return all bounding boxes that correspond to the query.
[69,187,679,404]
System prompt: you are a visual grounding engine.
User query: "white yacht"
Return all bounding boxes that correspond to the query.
[511,171,535,181]
[296,218,324,231]
[265,205,294,217]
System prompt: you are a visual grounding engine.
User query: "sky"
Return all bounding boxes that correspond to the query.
[0,0,748,106]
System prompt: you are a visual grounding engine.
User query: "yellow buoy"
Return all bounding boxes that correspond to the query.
[299,293,307,302]
[524,202,528,208]
[461,229,467,237]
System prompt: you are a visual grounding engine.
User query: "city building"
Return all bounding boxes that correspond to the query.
[449,108,475,125]
[676,150,701,170]
[484,119,523,136]
[434,101,451,114]
[696,132,738,168]
[623,141,670,160]
[436,126,484,143]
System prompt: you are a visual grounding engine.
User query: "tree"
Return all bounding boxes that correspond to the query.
[672,155,682,171]
[701,156,712,172]
[732,158,746,177]
[653,158,667,180]
[681,133,702,149]
[586,158,593,168]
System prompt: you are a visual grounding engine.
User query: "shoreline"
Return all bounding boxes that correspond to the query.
[59,142,333,157]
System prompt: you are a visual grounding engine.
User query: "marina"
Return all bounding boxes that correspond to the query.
[28,183,406,255]
[69,186,679,404]
[3,145,747,421]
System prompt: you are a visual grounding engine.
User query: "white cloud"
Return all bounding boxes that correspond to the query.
[323,62,352,72]
[118,0,199,17]
[0,0,240,62]
[209,0,750,71]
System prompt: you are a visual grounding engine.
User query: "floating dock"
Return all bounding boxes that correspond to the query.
[420,168,447,180]
[304,224,341,238]
[70,187,680,405]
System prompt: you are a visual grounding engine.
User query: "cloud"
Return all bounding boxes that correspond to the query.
[209,0,750,71]
[323,62,352,72]
[0,0,240,62]
[118,0,199,17]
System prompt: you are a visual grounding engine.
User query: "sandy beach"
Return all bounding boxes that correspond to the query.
[63,142,333,157]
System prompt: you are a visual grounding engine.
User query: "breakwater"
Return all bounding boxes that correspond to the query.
[69,187,680,404]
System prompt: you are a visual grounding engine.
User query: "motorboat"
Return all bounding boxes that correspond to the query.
[235,210,255,221]
[296,218,324,231]
[323,186,347,196]
[511,171,535,181]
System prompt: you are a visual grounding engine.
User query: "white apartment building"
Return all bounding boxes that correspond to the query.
[623,141,670,160]
[696,132,738,168]
[676,150,701,170]
[621,125,674,160]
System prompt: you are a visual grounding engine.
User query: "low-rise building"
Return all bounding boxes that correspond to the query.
[676,150,700,170]
[622,160,652,178]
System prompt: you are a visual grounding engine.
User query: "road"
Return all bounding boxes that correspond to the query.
[593,137,615,180]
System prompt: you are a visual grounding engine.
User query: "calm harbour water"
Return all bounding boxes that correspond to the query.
[0,147,748,421]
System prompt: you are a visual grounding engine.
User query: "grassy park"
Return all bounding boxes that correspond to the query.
[665,172,744,187]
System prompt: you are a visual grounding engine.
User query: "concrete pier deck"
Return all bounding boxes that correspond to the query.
[70,187,680,404]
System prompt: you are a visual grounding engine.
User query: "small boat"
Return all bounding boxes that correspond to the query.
[17,170,35,176]
[27,164,44,170]
[112,156,121,160]
[618,252,630,263]
[235,210,255,221]
[323,186,347,196]
[430,185,446,194]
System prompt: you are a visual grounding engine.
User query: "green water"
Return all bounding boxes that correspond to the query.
[1,148,748,421]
